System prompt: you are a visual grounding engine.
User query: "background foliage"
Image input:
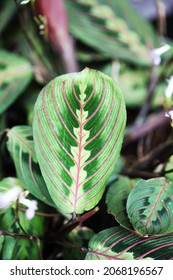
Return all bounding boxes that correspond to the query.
[0,0,173,260]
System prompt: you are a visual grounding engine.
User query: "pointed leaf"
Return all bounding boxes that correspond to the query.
[66,0,159,66]
[126,177,173,236]
[33,68,126,214]
[6,126,56,207]
[86,226,173,260]
[0,50,33,114]
[106,176,136,230]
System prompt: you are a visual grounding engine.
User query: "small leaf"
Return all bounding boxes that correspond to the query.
[33,68,126,214]
[7,126,56,208]
[106,176,136,230]
[126,177,173,236]
[0,50,33,114]
[86,226,173,260]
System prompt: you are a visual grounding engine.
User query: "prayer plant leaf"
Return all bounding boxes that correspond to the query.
[86,226,173,260]
[0,50,33,114]
[65,0,159,66]
[106,176,136,230]
[33,67,126,215]
[6,126,56,208]
[126,177,173,236]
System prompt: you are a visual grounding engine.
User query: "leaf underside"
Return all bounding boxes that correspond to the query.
[33,68,126,214]
[86,226,173,260]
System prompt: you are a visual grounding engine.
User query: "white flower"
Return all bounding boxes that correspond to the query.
[165,76,173,98]
[0,187,38,220]
[165,110,173,120]
[19,197,38,220]
[150,44,170,65]
[0,186,22,209]
[20,0,31,5]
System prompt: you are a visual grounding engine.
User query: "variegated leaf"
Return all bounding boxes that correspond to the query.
[0,50,33,114]
[86,226,173,260]
[33,68,126,214]
[6,126,56,207]
[106,176,136,230]
[126,177,173,236]
[65,0,159,66]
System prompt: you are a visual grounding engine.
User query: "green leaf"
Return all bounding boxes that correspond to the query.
[66,0,159,66]
[0,234,4,253]
[6,126,56,208]
[126,177,173,236]
[33,68,126,214]
[0,1,16,34]
[1,236,40,260]
[0,207,44,260]
[86,226,173,260]
[0,50,33,114]
[102,63,166,108]
[106,176,136,230]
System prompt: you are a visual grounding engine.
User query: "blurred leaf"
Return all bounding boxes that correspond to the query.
[107,156,125,185]
[103,63,166,108]
[1,236,40,260]
[63,226,94,259]
[0,234,4,253]
[0,1,16,35]
[34,0,77,72]
[86,226,173,260]
[6,126,56,208]
[66,0,159,66]
[106,176,136,230]
[0,208,44,260]
[33,68,126,214]
[126,177,173,236]
[164,155,173,181]
[0,50,33,114]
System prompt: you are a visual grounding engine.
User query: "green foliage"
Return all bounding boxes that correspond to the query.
[86,226,173,260]
[0,50,33,114]
[0,208,44,260]
[33,68,126,214]
[126,177,173,236]
[65,0,158,66]
[6,126,56,207]
[0,0,173,260]
[106,176,137,230]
